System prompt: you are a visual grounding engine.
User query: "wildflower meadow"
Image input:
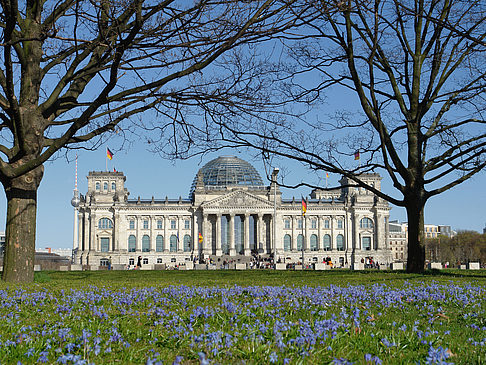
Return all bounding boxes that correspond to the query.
[0,270,485,364]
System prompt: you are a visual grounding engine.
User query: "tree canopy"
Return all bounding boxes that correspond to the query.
[0,0,302,282]
[161,0,486,273]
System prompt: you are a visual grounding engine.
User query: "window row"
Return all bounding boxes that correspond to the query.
[128,219,190,230]
[282,217,373,230]
[95,181,116,191]
[283,218,344,229]
[282,234,345,251]
[127,234,192,253]
[282,234,373,251]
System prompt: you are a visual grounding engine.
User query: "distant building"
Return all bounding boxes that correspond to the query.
[37,248,73,259]
[388,221,407,262]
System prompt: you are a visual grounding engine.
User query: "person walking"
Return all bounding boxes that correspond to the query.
[136,256,142,270]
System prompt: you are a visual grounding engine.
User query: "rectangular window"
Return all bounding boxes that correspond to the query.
[284,219,290,229]
[311,220,317,229]
[143,258,148,265]
[297,219,303,229]
[129,258,135,266]
[100,237,109,252]
[324,219,330,229]
[143,220,149,229]
[171,220,176,229]
[157,220,163,229]
[337,220,343,229]
[129,220,135,230]
[362,237,371,251]
[184,220,190,229]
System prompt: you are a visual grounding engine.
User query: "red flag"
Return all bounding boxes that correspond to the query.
[113,167,117,173]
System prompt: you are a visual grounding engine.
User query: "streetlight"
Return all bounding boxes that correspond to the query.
[272,168,279,268]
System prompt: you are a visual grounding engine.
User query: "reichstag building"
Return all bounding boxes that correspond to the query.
[72,156,392,268]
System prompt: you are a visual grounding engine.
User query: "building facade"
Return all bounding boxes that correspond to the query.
[72,156,393,268]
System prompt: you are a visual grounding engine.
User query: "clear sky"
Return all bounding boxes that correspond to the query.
[0,142,483,250]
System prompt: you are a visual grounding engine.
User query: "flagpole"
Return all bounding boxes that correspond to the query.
[106,148,108,172]
[302,210,305,269]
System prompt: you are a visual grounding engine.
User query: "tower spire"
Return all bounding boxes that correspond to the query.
[74,153,78,192]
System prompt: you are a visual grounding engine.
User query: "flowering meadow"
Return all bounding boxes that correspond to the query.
[0,271,485,364]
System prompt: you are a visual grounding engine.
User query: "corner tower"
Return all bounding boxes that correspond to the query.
[86,171,129,204]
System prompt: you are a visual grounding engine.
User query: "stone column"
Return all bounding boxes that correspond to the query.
[318,216,323,252]
[163,215,169,253]
[202,214,210,256]
[114,213,120,252]
[89,211,96,252]
[150,215,155,252]
[304,215,309,252]
[80,211,86,252]
[177,216,183,252]
[216,214,222,256]
[229,213,236,256]
[244,213,251,256]
[257,214,263,252]
[291,215,296,251]
[192,213,198,256]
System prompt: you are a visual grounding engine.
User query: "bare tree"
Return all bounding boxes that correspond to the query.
[162,0,486,273]
[0,0,303,282]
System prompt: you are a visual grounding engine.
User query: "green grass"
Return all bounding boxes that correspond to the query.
[24,268,486,288]
[0,269,485,364]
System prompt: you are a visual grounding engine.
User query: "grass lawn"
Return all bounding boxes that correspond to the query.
[0,269,485,364]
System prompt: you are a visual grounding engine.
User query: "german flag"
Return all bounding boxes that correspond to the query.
[198,232,203,243]
[107,148,114,160]
[301,196,307,216]
[354,150,360,160]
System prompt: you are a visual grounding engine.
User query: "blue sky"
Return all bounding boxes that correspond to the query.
[0,143,483,250]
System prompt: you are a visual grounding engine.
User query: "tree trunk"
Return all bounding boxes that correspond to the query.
[406,199,426,273]
[1,166,44,283]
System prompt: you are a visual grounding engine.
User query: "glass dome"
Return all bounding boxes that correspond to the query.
[189,156,264,197]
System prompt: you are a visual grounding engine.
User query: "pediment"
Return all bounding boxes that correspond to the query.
[202,190,272,209]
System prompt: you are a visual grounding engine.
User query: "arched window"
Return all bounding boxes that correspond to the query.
[170,235,178,252]
[103,182,108,190]
[336,234,345,251]
[183,235,191,252]
[95,182,100,190]
[297,234,304,251]
[156,235,164,252]
[323,234,331,251]
[360,217,374,229]
[98,218,113,229]
[310,234,318,251]
[284,234,291,252]
[142,235,150,252]
[128,235,136,252]
[111,182,116,190]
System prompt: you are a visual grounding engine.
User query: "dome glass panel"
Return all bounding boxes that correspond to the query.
[189,156,264,197]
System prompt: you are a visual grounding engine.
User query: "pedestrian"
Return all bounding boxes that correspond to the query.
[136,256,142,270]
[108,256,112,270]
